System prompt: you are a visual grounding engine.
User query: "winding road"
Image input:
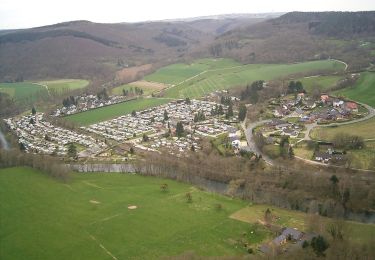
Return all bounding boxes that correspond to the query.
[241,119,274,165]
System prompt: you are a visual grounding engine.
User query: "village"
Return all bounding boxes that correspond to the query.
[255,92,364,164]
[271,93,360,123]
[4,98,244,159]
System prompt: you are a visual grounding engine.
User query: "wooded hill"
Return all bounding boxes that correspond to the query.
[213,11,375,69]
[1,12,374,83]
[0,16,265,83]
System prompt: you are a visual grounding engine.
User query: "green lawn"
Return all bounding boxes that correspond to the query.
[335,72,375,107]
[0,167,270,260]
[310,117,375,141]
[38,79,89,93]
[0,82,47,101]
[161,60,344,98]
[145,58,241,85]
[297,75,342,93]
[65,98,170,125]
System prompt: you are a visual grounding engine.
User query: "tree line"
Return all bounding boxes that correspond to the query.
[0,149,69,181]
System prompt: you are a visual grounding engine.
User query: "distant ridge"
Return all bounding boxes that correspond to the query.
[158,13,285,22]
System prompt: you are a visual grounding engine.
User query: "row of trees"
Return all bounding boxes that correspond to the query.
[122,87,144,96]
[332,133,365,150]
[0,149,69,181]
[62,95,77,107]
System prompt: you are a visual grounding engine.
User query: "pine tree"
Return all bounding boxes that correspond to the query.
[227,104,233,117]
[288,146,295,159]
[238,104,247,121]
[164,110,169,121]
[31,106,36,115]
[176,122,184,138]
[218,105,224,115]
[68,143,77,158]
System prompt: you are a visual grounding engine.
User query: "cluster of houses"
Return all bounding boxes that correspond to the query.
[140,135,201,156]
[314,148,346,163]
[194,121,236,138]
[82,117,153,142]
[272,93,360,123]
[51,94,128,116]
[4,113,107,156]
[81,99,238,154]
[259,119,303,142]
[260,227,316,254]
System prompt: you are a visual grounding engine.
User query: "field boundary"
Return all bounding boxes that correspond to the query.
[89,234,118,260]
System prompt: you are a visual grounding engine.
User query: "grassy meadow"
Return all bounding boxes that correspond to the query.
[0,82,47,101]
[2,167,375,260]
[38,79,89,93]
[0,167,270,260]
[310,117,375,141]
[335,72,375,107]
[0,79,88,102]
[65,98,170,125]
[144,58,242,85]
[159,60,345,98]
[297,75,342,93]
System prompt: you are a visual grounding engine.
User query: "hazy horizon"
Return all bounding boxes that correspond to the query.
[1,0,375,30]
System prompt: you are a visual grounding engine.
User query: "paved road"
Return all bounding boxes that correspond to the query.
[241,119,274,165]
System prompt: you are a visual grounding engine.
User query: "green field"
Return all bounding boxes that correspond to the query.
[38,79,89,93]
[0,167,270,259]
[0,82,47,101]
[310,117,375,141]
[156,60,345,98]
[144,58,242,85]
[65,98,170,125]
[297,75,342,93]
[336,72,375,107]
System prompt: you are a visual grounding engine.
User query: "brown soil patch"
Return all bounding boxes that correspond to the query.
[116,64,153,82]
[129,80,168,91]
